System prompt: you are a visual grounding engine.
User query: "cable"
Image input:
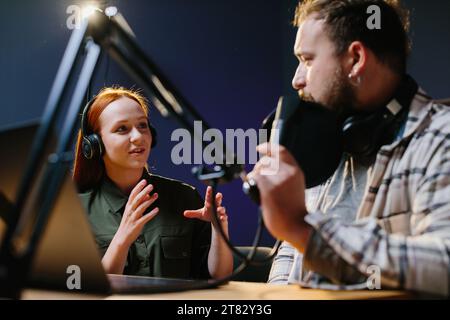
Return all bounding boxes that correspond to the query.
[209,180,281,266]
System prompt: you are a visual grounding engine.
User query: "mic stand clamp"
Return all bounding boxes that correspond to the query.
[192,163,243,186]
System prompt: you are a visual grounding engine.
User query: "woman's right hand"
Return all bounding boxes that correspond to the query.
[114,179,159,247]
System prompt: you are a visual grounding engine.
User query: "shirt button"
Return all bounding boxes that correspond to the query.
[136,235,145,244]
[140,260,149,267]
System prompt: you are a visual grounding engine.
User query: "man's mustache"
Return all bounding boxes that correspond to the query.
[298,90,315,103]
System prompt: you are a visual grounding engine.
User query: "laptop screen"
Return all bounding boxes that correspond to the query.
[0,120,41,251]
[0,121,110,293]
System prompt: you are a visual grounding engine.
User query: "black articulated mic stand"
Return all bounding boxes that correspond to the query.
[0,20,101,299]
[86,9,280,269]
[0,8,279,298]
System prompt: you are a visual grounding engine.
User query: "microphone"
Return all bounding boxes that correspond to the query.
[243,95,343,204]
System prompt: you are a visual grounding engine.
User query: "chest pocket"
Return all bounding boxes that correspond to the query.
[160,236,192,278]
[378,212,411,235]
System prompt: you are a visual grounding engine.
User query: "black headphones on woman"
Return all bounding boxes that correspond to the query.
[80,98,158,160]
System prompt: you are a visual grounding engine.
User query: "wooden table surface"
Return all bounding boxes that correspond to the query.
[22,281,412,300]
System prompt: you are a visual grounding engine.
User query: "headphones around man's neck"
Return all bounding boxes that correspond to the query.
[341,74,418,162]
[80,98,158,160]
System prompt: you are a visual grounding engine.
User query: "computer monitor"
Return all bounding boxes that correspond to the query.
[0,121,109,292]
[0,120,41,250]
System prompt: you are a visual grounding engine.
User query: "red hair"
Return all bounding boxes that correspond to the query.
[72,87,150,192]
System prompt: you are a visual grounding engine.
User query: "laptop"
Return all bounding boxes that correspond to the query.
[0,122,212,295]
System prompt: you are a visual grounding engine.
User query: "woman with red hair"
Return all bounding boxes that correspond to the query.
[73,87,232,280]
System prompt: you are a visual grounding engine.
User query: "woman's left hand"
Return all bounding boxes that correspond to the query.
[184,186,228,224]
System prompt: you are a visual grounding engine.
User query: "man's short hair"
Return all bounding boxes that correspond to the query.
[294,0,410,74]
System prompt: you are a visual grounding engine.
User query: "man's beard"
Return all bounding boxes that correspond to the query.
[299,66,356,118]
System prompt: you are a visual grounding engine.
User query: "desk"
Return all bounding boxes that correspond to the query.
[22,281,411,300]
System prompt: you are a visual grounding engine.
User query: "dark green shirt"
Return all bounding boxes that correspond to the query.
[79,171,211,279]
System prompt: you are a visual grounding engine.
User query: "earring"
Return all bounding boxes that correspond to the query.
[348,73,361,86]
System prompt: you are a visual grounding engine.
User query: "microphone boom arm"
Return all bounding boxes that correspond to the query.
[87,11,244,183]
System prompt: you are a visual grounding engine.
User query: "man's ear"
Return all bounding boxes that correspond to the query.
[345,41,367,77]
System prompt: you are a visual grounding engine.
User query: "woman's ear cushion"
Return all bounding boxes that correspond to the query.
[149,123,157,148]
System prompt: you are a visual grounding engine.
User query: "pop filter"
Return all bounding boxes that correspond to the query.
[244,95,343,203]
[274,95,343,188]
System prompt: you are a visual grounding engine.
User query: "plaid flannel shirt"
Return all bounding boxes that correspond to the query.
[268,89,450,296]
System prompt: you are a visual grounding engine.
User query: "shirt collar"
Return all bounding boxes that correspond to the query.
[100,169,152,214]
[401,88,434,138]
[380,87,433,152]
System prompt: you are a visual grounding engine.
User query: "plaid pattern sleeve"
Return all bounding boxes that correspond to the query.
[300,93,450,296]
[267,241,296,284]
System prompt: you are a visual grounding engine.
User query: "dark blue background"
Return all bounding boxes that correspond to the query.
[1,0,449,246]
